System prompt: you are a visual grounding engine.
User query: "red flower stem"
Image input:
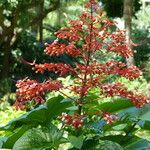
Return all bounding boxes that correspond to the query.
[78,4,93,115]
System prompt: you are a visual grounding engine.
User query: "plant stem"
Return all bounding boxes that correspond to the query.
[78,4,93,115]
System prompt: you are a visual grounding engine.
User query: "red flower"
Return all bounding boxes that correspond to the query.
[34,63,73,76]
[60,113,83,128]
[102,112,118,124]
[101,82,150,107]
[118,66,142,80]
[15,78,62,108]
[101,82,126,97]
[44,42,81,57]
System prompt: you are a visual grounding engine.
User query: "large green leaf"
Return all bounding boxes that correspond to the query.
[0,139,2,148]
[13,125,63,150]
[2,125,31,149]
[85,97,150,124]
[82,139,123,150]
[118,104,150,122]
[112,123,127,131]
[0,137,7,148]
[124,138,150,150]
[100,135,132,145]
[46,95,72,119]
[68,135,84,149]
[1,105,48,130]
[84,98,134,116]
[138,104,150,121]
[0,95,71,131]
[94,140,123,150]
[98,99,133,113]
[138,120,150,130]
[85,96,150,124]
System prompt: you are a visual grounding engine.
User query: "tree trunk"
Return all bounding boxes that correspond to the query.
[0,0,60,79]
[0,9,19,79]
[57,0,62,27]
[39,0,44,43]
[1,44,11,79]
[123,0,135,66]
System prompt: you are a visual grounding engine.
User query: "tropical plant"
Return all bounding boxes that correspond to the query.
[0,0,150,149]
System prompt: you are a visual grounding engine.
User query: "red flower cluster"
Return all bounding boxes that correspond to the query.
[102,112,118,124]
[60,113,83,128]
[72,85,90,96]
[44,42,81,57]
[76,60,142,81]
[107,43,133,58]
[15,78,62,107]
[110,30,126,42]
[101,82,149,107]
[127,93,150,108]
[85,0,97,8]
[56,28,81,42]
[118,66,142,80]
[101,82,126,97]
[34,63,73,76]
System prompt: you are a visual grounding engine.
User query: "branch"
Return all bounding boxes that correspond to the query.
[17,57,35,66]
[0,7,4,28]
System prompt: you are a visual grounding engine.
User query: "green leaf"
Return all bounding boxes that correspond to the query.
[0,95,71,131]
[13,125,63,150]
[2,125,31,149]
[124,138,150,150]
[68,135,84,149]
[81,137,99,150]
[46,95,72,119]
[112,124,127,131]
[0,140,2,148]
[138,120,150,130]
[136,129,150,142]
[94,140,123,150]
[119,104,150,122]
[0,105,48,131]
[138,104,150,121]
[66,106,78,111]
[84,92,99,102]
[82,140,123,150]
[100,135,131,145]
[98,99,133,113]
[0,137,7,148]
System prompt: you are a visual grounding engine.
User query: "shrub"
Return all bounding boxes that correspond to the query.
[0,1,150,149]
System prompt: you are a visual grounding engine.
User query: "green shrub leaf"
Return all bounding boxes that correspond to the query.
[2,125,31,149]
[0,95,71,131]
[68,135,84,149]
[124,138,150,150]
[82,139,123,150]
[98,99,133,113]
[13,125,63,150]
